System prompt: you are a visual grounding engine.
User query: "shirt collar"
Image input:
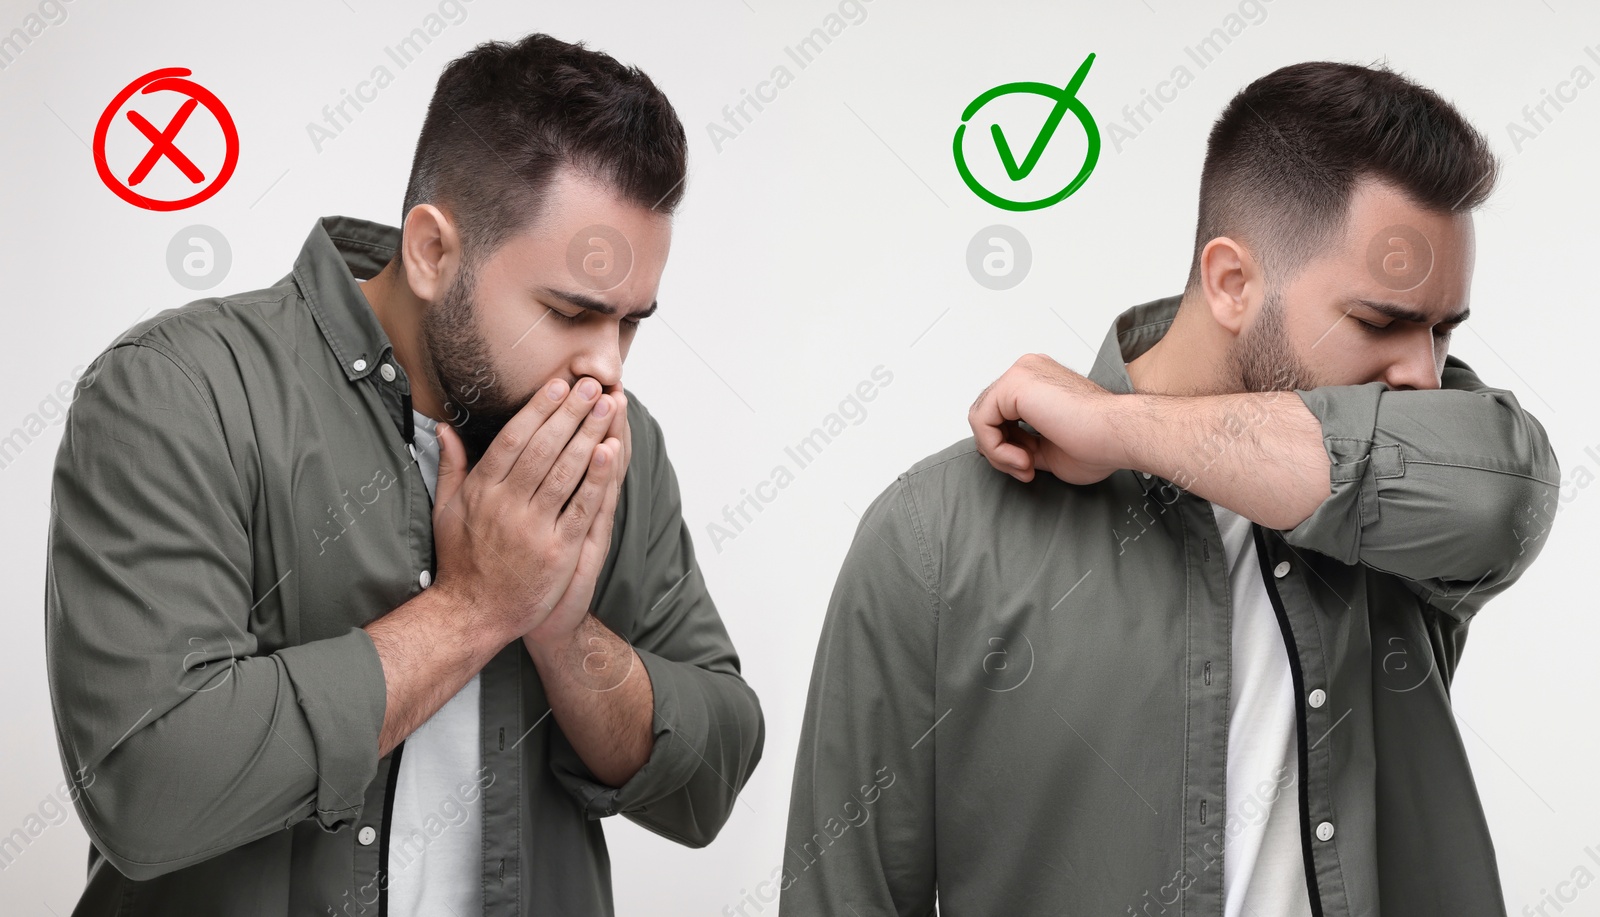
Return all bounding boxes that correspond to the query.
[1086,293,1185,497]
[291,215,403,384]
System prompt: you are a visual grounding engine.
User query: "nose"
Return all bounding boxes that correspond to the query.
[570,329,623,393]
[1383,334,1444,391]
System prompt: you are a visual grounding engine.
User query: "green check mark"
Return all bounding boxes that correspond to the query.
[990,52,1096,180]
[952,52,1102,211]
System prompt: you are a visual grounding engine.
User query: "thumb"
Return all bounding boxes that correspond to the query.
[434,420,467,508]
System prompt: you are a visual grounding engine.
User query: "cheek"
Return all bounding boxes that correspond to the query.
[1312,331,1386,386]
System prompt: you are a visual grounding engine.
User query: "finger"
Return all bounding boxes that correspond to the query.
[1007,433,1039,480]
[501,377,603,496]
[554,436,617,544]
[534,441,623,640]
[981,434,1033,480]
[607,387,632,479]
[969,382,1019,457]
[1000,424,1039,470]
[529,391,614,516]
[433,421,468,510]
[571,438,623,583]
[532,445,612,616]
[474,377,574,486]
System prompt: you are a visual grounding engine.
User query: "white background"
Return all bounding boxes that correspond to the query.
[2,0,1595,914]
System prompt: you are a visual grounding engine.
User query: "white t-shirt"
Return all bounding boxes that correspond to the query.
[1211,502,1314,917]
[385,408,483,916]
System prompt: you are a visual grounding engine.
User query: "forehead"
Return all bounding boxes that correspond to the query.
[475,166,673,305]
[1301,176,1476,316]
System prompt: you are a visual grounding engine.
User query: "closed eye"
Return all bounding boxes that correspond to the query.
[548,306,645,328]
[1354,318,1461,337]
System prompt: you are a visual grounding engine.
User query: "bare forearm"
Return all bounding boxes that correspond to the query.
[1110,390,1331,530]
[364,588,505,758]
[524,614,653,788]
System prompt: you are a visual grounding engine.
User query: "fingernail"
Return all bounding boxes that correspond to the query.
[547,379,568,400]
[577,378,600,399]
[593,395,611,417]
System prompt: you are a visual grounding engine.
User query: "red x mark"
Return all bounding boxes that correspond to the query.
[94,67,239,212]
[125,98,205,186]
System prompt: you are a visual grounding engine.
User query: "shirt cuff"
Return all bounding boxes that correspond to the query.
[1282,381,1390,563]
[551,645,706,818]
[276,626,388,830]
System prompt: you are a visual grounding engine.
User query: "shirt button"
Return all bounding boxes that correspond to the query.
[1316,821,1335,841]
[1274,561,1291,578]
[1140,471,1152,479]
[352,359,368,372]
[357,826,376,845]
[380,363,396,382]
[419,570,432,588]
[1309,688,1326,708]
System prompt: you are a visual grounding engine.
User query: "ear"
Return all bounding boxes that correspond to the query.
[399,203,464,303]
[1196,235,1264,336]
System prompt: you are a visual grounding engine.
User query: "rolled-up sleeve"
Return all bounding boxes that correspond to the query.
[548,405,764,848]
[779,473,939,916]
[1282,353,1561,622]
[44,340,388,881]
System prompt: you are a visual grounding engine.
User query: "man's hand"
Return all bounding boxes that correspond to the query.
[507,379,650,790]
[365,375,625,759]
[522,379,634,654]
[968,353,1126,485]
[431,376,624,645]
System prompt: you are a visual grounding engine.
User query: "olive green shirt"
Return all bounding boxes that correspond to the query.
[45,215,764,916]
[781,294,1560,916]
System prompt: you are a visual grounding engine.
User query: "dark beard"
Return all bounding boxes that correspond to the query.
[417,265,527,468]
[1225,289,1318,394]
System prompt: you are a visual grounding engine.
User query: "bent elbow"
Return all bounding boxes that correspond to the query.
[79,803,195,882]
[70,759,262,882]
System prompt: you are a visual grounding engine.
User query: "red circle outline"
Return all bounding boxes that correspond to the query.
[94,67,239,212]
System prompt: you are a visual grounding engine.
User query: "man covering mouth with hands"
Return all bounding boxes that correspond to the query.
[46,33,762,917]
[782,60,1559,917]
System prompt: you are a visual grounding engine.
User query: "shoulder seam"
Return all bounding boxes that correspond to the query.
[893,473,942,623]
[120,293,297,344]
[902,442,980,481]
[114,339,250,510]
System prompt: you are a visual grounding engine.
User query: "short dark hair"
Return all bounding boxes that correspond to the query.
[1184,60,1498,294]
[398,32,687,272]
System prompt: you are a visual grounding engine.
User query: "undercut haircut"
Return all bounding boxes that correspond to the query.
[397,32,687,274]
[1185,60,1498,295]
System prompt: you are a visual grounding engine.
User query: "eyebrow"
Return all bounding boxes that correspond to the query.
[539,286,658,319]
[1353,298,1470,326]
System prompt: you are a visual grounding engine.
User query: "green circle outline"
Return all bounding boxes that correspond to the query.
[953,80,1102,212]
